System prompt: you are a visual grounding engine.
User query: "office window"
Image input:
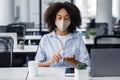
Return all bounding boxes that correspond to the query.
[112,0,120,23]
[75,0,97,28]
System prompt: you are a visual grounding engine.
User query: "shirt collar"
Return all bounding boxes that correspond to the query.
[48,30,78,40]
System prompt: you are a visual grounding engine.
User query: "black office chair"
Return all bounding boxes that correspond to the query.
[94,35,120,48]
[6,23,26,67]
[113,27,120,36]
[0,26,7,33]
[6,23,26,40]
[0,36,13,67]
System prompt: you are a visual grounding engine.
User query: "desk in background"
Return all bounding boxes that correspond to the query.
[24,35,41,45]
[13,45,38,66]
[82,36,94,45]
[13,45,38,53]
[82,36,94,54]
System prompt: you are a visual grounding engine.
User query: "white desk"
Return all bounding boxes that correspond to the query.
[25,35,41,40]
[13,45,38,53]
[0,67,28,80]
[27,67,120,80]
[82,36,94,45]
[27,67,74,80]
[0,67,120,80]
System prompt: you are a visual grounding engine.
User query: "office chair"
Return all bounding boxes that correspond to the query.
[0,36,14,67]
[94,35,120,48]
[0,26,7,32]
[113,27,120,36]
[6,23,26,40]
[6,23,26,67]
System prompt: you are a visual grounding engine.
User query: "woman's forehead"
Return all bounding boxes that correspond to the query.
[56,8,70,17]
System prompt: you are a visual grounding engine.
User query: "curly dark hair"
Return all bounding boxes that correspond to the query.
[44,2,82,33]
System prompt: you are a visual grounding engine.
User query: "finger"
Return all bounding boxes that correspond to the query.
[69,54,75,58]
[53,49,63,63]
[71,55,75,58]
[57,49,63,53]
[54,54,60,63]
[56,53,62,61]
[63,57,69,62]
[54,55,59,63]
[58,53,62,59]
[59,49,63,56]
[53,58,58,63]
[55,53,62,60]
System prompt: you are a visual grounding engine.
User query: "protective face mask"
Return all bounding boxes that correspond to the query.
[55,21,71,32]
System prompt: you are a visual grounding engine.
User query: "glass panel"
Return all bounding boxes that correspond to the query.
[75,0,97,28]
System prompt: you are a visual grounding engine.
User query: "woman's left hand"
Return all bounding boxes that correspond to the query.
[63,55,79,66]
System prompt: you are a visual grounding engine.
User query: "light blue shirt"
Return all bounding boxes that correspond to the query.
[35,31,90,67]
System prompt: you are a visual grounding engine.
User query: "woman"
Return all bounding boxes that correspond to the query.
[35,2,90,68]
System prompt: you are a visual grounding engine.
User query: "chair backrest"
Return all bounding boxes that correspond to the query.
[0,33,17,49]
[0,26,7,32]
[21,22,34,29]
[86,23,108,38]
[0,36,14,67]
[94,35,120,48]
[6,23,25,39]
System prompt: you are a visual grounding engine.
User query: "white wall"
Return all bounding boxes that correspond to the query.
[96,0,112,34]
[20,0,29,22]
[14,0,29,22]
[29,0,39,27]
[112,0,120,19]
[14,0,39,27]
[0,0,14,25]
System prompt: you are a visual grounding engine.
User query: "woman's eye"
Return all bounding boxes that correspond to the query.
[65,17,70,21]
[65,18,69,20]
[58,18,62,20]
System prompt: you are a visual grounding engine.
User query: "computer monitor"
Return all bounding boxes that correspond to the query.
[0,33,17,49]
[24,22,34,29]
[86,23,108,38]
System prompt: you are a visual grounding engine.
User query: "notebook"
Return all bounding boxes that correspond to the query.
[90,48,120,77]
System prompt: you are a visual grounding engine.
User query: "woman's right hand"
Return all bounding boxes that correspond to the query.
[39,49,62,67]
[52,50,62,63]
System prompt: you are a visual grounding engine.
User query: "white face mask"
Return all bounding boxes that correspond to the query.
[55,21,71,32]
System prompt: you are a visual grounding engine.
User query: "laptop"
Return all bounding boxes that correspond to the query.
[90,48,120,77]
